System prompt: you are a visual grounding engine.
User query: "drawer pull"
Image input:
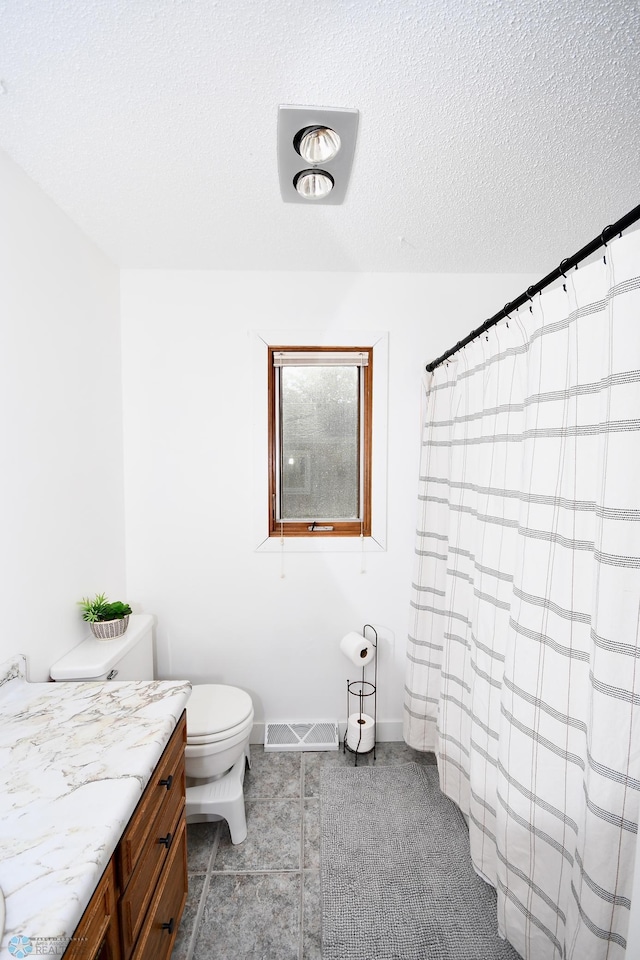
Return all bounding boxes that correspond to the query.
[157,832,173,849]
[161,918,175,936]
[159,774,173,790]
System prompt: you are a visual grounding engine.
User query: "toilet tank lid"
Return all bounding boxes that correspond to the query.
[50,614,154,680]
[187,684,253,737]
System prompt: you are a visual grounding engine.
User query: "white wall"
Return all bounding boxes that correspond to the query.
[120,269,534,737]
[0,149,126,679]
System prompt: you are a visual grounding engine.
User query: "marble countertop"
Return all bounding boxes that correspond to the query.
[0,655,191,955]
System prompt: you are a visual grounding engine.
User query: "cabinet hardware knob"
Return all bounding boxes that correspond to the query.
[157,832,173,849]
[161,918,175,935]
[159,774,173,790]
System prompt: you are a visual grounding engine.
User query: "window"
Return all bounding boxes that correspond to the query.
[268,346,373,537]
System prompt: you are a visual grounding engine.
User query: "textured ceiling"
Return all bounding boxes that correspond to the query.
[0,0,638,272]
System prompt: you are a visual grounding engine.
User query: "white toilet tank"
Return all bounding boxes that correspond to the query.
[50,614,155,682]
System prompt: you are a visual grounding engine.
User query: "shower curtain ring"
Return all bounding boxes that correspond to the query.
[601,225,614,264]
[526,286,536,312]
[601,225,614,246]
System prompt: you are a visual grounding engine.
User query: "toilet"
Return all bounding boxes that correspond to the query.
[50,613,254,844]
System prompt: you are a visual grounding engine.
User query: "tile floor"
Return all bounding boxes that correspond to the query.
[170,741,436,960]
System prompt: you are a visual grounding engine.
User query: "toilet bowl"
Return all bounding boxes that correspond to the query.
[50,614,254,844]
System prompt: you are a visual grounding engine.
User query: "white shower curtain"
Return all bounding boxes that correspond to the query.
[404,228,640,960]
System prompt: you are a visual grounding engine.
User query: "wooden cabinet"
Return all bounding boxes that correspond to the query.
[118,712,187,959]
[64,857,120,960]
[130,817,187,960]
[64,712,187,960]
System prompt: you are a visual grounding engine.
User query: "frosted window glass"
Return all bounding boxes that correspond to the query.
[280,366,360,520]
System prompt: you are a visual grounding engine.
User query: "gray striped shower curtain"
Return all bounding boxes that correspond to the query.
[404,229,640,960]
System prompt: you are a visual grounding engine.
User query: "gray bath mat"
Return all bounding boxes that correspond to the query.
[319,762,521,960]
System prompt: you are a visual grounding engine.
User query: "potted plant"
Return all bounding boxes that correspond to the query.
[79,593,132,640]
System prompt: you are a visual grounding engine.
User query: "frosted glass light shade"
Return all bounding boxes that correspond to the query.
[294,169,334,200]
[295,125,341,164]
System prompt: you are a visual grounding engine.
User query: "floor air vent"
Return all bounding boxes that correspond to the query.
[264,721,339,752]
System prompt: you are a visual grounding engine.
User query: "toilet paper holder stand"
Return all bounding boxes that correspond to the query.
[343,623,377,765]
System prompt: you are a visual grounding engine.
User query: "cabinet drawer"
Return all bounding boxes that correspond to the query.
[130,817,188,960]
[119,789,185,957]
[118,712,186,890]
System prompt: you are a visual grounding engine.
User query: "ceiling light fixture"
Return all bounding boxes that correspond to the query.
[277,105,359,205]
[294,169,334,200]
[294,126,341,164]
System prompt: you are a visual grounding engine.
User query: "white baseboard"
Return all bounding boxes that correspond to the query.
[250,720,403,746]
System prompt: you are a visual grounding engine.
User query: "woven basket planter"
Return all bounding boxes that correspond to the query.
[90,615,130,640]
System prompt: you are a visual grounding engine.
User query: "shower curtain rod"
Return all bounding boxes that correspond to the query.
[426,201,640,373]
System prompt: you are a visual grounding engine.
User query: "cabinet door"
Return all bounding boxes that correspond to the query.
[64,858,120,960]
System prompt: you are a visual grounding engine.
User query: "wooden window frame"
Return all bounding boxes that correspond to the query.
[268,345,373,537]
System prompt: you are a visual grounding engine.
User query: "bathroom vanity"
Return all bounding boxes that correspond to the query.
[0,657,191,960]
[66,712,187,960]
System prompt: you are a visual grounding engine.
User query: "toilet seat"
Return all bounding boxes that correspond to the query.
[185,722,253,758]
[186,684,253,742]
[187,712,254,746]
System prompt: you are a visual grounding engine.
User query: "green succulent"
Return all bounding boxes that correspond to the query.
[78,593,132,623]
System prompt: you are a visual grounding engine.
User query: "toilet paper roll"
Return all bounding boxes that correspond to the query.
[346,712,376,753]
[340,631,376,667]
